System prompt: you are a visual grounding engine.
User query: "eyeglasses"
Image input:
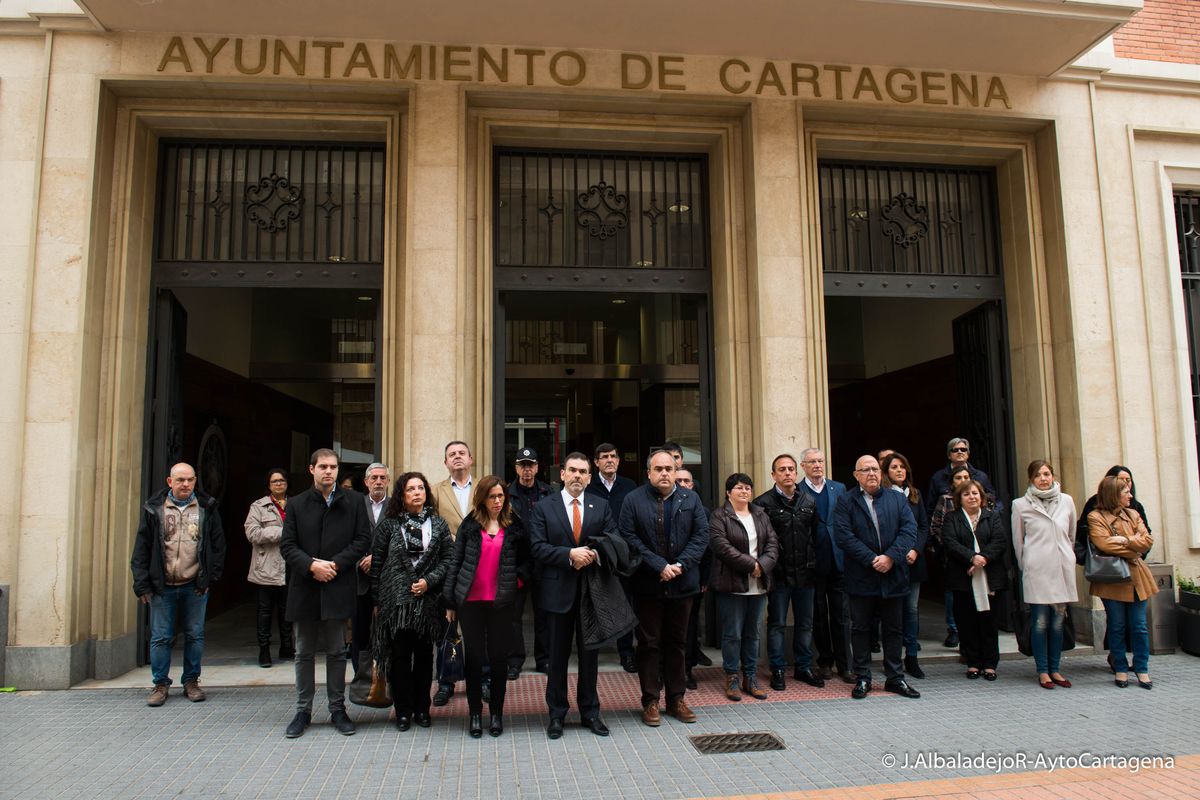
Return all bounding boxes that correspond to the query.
[950,447,969,454]
[802,459,824,464]
[856,467,881,474]
[269,479,287,484]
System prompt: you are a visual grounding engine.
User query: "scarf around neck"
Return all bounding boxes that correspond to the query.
[1025,481,1061,513]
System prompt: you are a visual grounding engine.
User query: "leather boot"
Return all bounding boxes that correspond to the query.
[258,645,272,668]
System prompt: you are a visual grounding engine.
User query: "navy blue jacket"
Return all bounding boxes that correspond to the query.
[618,483,710,598]
[925,463,997,515]
[833,487,917,598]
[528,492,617,614]
[586,473,636,519]
[800,479,848,574]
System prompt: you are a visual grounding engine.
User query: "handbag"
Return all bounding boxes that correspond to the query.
[437,620,465,684]
[1084,528,1131,584]
[364,661,391,707]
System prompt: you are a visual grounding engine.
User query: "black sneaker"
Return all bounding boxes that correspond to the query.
[507,665,520,681]
[285,711,311,739]
[620,654,638,673]
[695,651,713,667]
[432,685,452,707]
[943,629,959,648]
[330,710,356,735]
[770,669,786,691]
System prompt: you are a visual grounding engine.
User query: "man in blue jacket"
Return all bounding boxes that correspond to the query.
[799,448,855,684]
[833,454,921,700]
[619,449,710,727]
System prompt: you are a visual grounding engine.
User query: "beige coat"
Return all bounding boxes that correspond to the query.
[244,495,286,586]
[433,477,471,537]
[1012,492,1078,605]
[1087,508,1158,603]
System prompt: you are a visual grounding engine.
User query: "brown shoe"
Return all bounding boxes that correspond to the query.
[724,673,741,701]
[641,702,661,727]
[182,681,207,702]
[666,698,697,723]
[146,685,169,707]
[741,674,768,700]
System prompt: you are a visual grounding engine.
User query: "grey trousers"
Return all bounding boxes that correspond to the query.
[293,618,349,715]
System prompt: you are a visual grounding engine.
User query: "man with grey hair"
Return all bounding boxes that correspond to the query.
[924,437,996,515]
[352,462,390,678]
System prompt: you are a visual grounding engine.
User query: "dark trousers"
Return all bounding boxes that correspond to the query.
[255,584,291,651]
[952,590,999,670]
[350,591,373,677]
[388,629,434,717]
[509,585,549,669]
[545,600,600,721]
[633,594,694,706]
[616,581,636,660]
[848,594,903,682]
[460,601,515,715]
[686,590,705,668]
[813,573,853,672]
[293,618,348,715]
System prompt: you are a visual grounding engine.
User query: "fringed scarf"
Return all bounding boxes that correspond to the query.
[371,509,447,673]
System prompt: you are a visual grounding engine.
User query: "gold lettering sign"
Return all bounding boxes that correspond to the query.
[155,38,1012,110]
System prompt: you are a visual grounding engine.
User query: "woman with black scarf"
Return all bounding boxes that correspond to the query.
[371,471,453,731]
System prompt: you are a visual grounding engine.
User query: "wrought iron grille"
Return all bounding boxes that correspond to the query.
[819,160,1001,276]
[156,141,386,266]
[494,149,709,270]
[1175,192,1200,481]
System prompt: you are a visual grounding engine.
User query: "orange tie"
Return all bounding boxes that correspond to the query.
[572,499,582,544]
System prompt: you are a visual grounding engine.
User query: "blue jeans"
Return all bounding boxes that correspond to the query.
[149,581,208,686]
[1029,604,1065,674]
[716,592,768,675]
[1101,596,1150,674]
[943,590,957,632]
[903,582,921,656]
[767,585,815,671]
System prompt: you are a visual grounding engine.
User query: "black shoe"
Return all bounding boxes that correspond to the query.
[330,710,356,735]
[469,713,483,738]
[943,629,959,648]
[685,669,697,690]
[794,668,825,688]
[414,712,431,727]
[582,716,610,736]
[547,718,564,740]
[620,654,637,673]
[535,661,551,675]
[507,665,520,681]
[696,651,713,667]
[838,670,858,684]
[285,711,311,738]
[770,669,786,691]
[482,680,492,705]
[871,642,881,653]
[395,715,411,731]
[278,645,295,661]
[489,715,504,736]
[851,679,871,699]
[904,655,925,679]
[885,679,921,698]
[258,645,272,668]
[432,685,452,707]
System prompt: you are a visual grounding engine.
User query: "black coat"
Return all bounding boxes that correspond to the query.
[130,489,226,597]
[280,486,372,622]
[585,473,636,518]
[925,463,997,515]
[753,487,816,587]
[529,492,618,614]
[580,529,639,649]
[443,515,532,609]
[508,479,553,525]
[708,503,780,594]
[940,507,1008,593]
[619,484,710,598]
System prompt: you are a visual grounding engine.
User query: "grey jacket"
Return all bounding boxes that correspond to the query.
[245,495,287,586]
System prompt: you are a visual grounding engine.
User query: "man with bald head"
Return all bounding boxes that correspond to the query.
[131,462,227,707]
[833,455,919,700]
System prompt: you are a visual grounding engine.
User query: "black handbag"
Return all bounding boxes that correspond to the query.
[1084,525,1132,584]
[1015,603,1077,656]
[437,620,465,684]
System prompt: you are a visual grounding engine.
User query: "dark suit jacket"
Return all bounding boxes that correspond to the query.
[280,486,372,621]
[586,473,636,518]
[528,491,617,614]
[357,493,388,595]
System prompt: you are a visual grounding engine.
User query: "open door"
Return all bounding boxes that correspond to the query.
[952,300,1014,501]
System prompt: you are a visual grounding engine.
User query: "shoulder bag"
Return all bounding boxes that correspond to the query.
[1084,517,1131,584]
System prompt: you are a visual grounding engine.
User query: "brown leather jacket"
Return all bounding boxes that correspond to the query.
[1087,508,1158,603]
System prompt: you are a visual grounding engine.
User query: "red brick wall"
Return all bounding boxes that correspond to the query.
[1113,0,1200,64]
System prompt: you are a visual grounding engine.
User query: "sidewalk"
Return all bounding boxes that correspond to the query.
[3,652,1196,799]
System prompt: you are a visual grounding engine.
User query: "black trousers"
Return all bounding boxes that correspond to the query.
[686,589,705,668]
[509,585,549,669]
[633,595,693,706]
[848,594,903,681]
[460,601,515,716]
[255,584,291,650]
[813,573,852,672]
[952,589,999,669]
[545,599,600,721]
[350,590,373,677]
[388,629,434,717]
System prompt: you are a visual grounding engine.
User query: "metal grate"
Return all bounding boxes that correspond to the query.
[1176,192,1200,484]
[689,731,786,755]
[494,148,709,271]
[819,160,1001,277]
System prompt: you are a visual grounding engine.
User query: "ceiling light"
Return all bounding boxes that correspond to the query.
[611,298,626,304]
[327,255,347,262]
[668,202,689,213]
[357,296,373,301]
[635,259,653,267]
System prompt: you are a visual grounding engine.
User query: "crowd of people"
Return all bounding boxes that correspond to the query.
[129,436,1160,739]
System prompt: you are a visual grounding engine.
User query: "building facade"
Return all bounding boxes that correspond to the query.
[1,0,1199,688]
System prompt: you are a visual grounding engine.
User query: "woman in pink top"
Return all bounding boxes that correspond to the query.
[444,475,531,738]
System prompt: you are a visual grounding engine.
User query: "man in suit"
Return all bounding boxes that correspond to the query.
[280,448,372,738]
[833,454,921,701]
[431,440,474,706]
[585,442,638,671]
[508,447,553,677]
[528,451,615,740]
[801,447,855,683]
[620,450,710,727]
[351,462,389,679]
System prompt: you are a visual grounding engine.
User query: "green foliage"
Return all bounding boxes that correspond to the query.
[1179,573,1199,594]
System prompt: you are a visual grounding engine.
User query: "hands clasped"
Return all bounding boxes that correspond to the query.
[569,547,596,570]
[310,559,338,582]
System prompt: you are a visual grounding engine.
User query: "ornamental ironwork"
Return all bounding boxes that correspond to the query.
[879,192,929,247]
[245,173,303,233]
[576,181,628,240]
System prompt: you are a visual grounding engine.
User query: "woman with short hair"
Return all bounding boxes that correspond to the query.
[244,468,294,667]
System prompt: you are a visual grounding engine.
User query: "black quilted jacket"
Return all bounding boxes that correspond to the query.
[443,515,531,608]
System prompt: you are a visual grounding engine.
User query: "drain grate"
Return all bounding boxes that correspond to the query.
[689,731,786,755]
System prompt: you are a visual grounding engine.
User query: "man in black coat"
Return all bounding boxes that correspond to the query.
[351,462,390,679]
[529,451,617,740]
[619,450,710,727]
[280,448,371,739]
[586,441,638,671]
[508,447,553,678]
[924,437,998,515]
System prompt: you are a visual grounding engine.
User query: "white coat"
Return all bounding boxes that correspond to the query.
[1011,491,1079,605]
